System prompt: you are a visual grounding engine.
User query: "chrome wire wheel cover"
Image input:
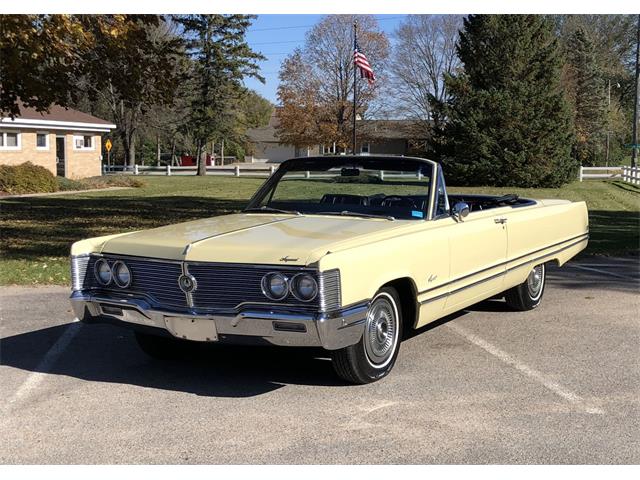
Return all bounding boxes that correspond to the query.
[363,293,399,368]
[527,264,545,300]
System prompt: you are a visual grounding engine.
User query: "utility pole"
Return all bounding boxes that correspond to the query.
[632,14,640,168]
[606,80,611,167]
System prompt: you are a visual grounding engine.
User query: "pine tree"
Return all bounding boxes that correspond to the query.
[442,15,577,187]
[177,15,264,175]
[564,27,608,166]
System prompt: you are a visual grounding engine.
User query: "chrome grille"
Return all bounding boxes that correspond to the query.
[319,269,341,311]
[71,255,90,291]
[80,255,340,313]
[187,263,321,312]
[85,256,187,309]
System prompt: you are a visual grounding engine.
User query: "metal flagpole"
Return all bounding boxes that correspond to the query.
[632,14,639,168]
[352,20,357,155]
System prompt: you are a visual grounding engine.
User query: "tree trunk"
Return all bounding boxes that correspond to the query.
[171,138,177,166]
[124,133,136,168]
[196,140,206,176]
[156,134,161,166]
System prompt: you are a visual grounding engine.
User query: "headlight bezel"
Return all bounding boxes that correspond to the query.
[94,258,113,286]
[261,272,290,301]
[112,260,132,288]
[290,273,319,302]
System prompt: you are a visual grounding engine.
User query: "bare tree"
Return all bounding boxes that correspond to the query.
[276,15,389,151]
[390,15,462,134]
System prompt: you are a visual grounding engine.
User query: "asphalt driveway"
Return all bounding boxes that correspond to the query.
[1,257,638,464]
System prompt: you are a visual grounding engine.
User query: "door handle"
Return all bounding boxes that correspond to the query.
[494,217,507,224]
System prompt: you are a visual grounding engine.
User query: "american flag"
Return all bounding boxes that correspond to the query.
[354,39,375,85]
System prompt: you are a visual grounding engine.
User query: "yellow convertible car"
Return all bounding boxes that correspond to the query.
[70,156,588,383]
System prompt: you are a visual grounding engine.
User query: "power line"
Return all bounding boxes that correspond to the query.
[249,15,405,33]
[252,39,304,46]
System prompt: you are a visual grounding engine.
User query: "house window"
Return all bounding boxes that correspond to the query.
[73,135,93,150]
[36,132,49,150]
[321,144,336,155]
[360,143,370,155]
[0,131,20,150]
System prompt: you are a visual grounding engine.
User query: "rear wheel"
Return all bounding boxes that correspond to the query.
[134,331,191,360]
[505,263,546,311]
[331,286,403,384]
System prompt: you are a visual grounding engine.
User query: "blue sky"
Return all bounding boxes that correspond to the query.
[244,14,408,104]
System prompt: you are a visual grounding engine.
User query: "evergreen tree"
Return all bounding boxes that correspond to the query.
[564,27,608,166]
[177,15,264,175]
[442,15,577,187]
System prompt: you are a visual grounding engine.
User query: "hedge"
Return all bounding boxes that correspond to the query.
[0,162,59,195]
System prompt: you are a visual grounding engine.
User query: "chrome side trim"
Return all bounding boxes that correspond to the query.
[418,234,589,305]
[417,232,589,297]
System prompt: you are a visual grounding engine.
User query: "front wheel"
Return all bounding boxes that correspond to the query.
[331,286,403,384]
[505,263,546,311]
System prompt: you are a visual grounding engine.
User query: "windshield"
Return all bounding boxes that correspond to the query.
[246,157,435,220]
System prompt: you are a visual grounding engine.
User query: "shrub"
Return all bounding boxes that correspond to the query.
[83,176,145,188]
[57,177,87,191]
[0,162,59,195]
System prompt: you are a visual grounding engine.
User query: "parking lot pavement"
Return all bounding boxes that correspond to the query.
[1,258,638,464]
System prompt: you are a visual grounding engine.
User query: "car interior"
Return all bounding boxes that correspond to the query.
[318,192,534,216]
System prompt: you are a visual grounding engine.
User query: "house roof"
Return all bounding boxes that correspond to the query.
[359,120,425,140]
[1,101,116,132]
[246,117,425,145]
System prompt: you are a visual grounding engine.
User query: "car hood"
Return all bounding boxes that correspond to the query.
[99,213,411,265]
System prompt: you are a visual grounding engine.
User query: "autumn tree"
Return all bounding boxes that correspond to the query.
[178,14,264,175]
[79,16,185,166]
[556,15,638,165]
[276,15,389,152]
[0,15,107,117]
[390,15,462,155]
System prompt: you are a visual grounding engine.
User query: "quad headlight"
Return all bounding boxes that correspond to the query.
[290,273,318,302]
[94,258,131,288]
[113,261,132,288]
[94,258,112,285]
[261,272,289,300]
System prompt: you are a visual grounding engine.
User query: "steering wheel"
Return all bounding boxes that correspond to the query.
[381,195,418,209]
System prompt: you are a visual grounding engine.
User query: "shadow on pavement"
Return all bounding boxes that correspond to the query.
[0,322,344,398]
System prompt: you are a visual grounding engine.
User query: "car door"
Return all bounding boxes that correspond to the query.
[443,204,509,311]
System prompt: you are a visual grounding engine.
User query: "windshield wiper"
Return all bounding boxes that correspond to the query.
[244,206,301,215]
[314,211,395,221]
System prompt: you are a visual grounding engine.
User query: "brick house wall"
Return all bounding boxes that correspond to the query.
[0,130,103,179]
[1,102,115,179]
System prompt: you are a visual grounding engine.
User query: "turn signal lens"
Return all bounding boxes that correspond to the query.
[94,259,112,285]
[291,273,318,302]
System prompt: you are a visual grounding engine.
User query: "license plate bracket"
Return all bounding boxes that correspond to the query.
[164,316,218,342]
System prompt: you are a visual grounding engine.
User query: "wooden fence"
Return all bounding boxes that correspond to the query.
[578,166,624,181]
[103,164,278,177]
[102,164,426,180]
[621,166,640,185]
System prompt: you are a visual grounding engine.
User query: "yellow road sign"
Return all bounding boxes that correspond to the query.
[105,139,112,152]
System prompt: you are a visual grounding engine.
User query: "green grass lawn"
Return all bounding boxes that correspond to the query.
[1,176,638,285]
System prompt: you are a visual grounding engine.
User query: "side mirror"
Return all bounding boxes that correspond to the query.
[452,202,470,221]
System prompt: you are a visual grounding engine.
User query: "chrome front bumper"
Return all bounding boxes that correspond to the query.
[70,291,368,350]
